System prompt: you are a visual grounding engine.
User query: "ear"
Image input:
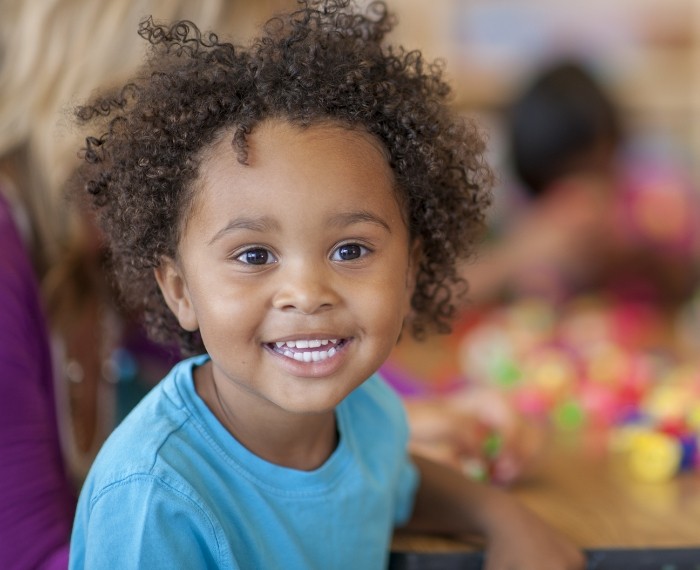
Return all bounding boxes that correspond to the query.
[154,257,199,332]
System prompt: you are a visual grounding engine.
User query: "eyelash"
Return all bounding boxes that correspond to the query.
[233,242,372,266]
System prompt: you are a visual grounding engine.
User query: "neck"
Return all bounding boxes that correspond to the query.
[194,361,338,471]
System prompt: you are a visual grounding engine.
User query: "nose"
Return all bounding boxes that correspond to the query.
[271,261,340,314]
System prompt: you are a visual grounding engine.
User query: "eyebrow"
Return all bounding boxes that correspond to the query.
[327,210,391,232]
[208,216,280,245]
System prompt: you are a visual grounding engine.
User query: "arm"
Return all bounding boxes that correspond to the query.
[403,454,584,570]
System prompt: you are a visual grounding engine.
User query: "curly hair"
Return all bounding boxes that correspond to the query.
[72,0,493,355]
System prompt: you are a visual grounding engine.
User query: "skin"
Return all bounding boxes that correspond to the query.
[156,119,584,569]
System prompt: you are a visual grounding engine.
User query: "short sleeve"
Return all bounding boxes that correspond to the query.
[70,475,235,570]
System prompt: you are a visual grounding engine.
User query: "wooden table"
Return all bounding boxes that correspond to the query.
[392,429,700,553]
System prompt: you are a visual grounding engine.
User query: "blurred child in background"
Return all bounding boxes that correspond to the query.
[465,59,699,307]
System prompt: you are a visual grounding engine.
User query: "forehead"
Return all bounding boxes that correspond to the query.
[206,119,391,178]
[190,119,404,221]
[180,120,408,239]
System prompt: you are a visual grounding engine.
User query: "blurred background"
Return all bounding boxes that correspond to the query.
[386,0,700,237]
[381,0,700,486]
[3,3,700,566]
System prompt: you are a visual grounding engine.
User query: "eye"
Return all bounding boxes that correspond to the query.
[331,243,369,261]
[236,247,277,265]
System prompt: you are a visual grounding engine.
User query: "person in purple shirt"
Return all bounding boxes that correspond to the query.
[0,185,75,569]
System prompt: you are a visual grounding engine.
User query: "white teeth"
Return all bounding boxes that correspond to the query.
[276,346,338,363]
[278,339,337,349]
[271,338,344,363]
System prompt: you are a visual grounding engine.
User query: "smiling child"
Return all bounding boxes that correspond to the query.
[68,2,584,569]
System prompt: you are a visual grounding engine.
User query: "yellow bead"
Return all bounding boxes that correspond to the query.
[627,431,681,483]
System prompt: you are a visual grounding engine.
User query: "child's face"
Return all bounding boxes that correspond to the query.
[157,120,416,417]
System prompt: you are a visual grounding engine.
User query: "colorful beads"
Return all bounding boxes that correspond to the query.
[455,295,700,482]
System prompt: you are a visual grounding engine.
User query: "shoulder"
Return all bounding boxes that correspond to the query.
[337,373,419,526]
[340,373,410,443]
[83,356,207,491]
[72,356,238,567]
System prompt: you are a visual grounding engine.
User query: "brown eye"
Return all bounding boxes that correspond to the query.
[332,243,367,261]
[237,248,276,265]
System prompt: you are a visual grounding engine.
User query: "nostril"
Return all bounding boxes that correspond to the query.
[272,280,338,314]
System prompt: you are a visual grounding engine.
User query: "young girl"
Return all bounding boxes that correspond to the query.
[69,2,584,568]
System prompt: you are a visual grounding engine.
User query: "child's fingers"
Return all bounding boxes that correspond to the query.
[405,399,485,452]
[405,393,547,483]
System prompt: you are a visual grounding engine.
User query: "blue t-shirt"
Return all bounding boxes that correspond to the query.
[70,355,419,569]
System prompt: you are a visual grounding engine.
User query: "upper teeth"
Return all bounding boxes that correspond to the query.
[271,339,341,363]
[275,339,337,349]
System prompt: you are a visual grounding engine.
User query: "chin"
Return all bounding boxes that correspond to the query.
[274,390,348,416]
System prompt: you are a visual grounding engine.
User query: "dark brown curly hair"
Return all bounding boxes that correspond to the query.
[72,0,493,355]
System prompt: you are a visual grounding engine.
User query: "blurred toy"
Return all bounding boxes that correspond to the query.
[614,428,682,484]
[453,293,700,483]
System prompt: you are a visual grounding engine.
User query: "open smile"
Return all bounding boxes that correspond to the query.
[265,338,350,363]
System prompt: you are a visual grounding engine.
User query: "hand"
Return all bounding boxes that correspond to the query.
[404,387,545,484]
[483,499,585,570]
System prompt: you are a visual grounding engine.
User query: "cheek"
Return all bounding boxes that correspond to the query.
[358,265,413,330]
[189,279,263,340]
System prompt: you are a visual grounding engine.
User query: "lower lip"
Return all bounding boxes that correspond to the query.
[264,339,352,378]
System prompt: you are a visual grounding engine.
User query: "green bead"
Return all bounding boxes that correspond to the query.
[554,400,585,430]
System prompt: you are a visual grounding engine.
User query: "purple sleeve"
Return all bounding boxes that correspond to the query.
[0,194,75,570]
[378,360,430,398]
